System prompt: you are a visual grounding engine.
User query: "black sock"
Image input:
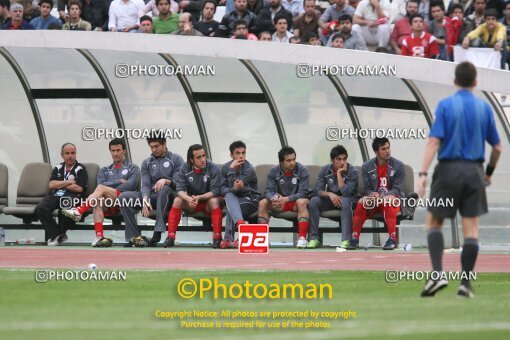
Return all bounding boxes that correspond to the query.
[427,229,444,275]
[461,238,479,287]
[152,231,162,242]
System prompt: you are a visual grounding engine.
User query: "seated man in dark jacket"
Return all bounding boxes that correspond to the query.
[219,0,257,37]
[255,0,293,34]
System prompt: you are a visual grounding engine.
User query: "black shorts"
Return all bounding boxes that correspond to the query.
[428,160,487,218]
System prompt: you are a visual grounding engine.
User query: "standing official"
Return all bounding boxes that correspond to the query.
[418,62,502,298]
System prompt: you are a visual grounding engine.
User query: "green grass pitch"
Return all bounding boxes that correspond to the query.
[0,270,509,339]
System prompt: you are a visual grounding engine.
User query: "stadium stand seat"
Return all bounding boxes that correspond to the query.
[0,164,8,214]
[3,162,52,223]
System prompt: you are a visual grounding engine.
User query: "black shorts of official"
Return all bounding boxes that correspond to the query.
[428,160,487,218]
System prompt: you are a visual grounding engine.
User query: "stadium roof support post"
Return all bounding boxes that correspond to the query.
[159,53,211,159]
[0,47,50,163]
[326,74,370,162]
[77,49,132,163]
[240,60,288,148]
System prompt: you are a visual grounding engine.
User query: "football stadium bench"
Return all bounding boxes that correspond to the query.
[2,162,418,246]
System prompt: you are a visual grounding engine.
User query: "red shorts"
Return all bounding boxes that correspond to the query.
[103,190,122,216]
[281,201,296,212]
[191,201,210,215]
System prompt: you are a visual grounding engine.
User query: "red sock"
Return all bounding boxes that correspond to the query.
[298,219,309,238]
[235,219,245,230]
[77,200,92,215]
[167,207,181,238]
[94,222,103,238]
[211,208,223,240]
[352,202,367,240]
[384,206,399,241]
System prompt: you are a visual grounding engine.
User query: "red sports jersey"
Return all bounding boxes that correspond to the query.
[401,32,439,58]
[377,163,389,195]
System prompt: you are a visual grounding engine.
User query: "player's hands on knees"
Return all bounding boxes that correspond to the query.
[119,179,127,184]
[142,202,152,217]
[328,193,341,208]
[188,195,198,208]
[153,179,167,192]
[233,179,244,191]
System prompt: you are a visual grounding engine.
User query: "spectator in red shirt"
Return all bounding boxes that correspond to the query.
[401,14,439,58]
[390,0,425,55]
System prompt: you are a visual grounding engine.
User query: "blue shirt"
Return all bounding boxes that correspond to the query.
[30,16,63,30]
[430,89,500,161]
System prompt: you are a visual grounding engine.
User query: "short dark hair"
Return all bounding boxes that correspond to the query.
[202,0,217,12]
[109,138,126,150]
[0,0,10,10]
[155,0,170,6]
[430,0,445,11]
[372,138,390,152]
[289,36,300,43]
[61,142,76,153]
[139,15,153,23]
[278,146,296,162]
[233,19,248,30]
[409,13,424,24]
[484,8,498,19]
[273,14,288,25]
[330,145,348,160]
[146,130,166,145]
[407,0,419,6]
[455,61,477,88]
[229,140,246,154]
[338,14,352,23]
[305,32,319,42]
[187,144,204,164]
[449,3,464,15]
[331,32,344,42]
[38,0,53,9]
[68,0,82,11]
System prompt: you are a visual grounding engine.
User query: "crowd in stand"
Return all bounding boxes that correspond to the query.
[0,0,508,68]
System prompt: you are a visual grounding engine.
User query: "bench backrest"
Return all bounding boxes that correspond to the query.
[16,162,52,205]
[82,163,100,197]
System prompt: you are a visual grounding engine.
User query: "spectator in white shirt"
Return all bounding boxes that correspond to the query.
[282,0,304,18]
[272,14,294,42]
[108,0,145,32]
[352,0,391,48]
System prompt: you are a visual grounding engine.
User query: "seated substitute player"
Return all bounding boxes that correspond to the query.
[220,141,261,249]
[257,146,311,248]
[307,145,359,249]
[164,144,223,248]
[35,143,87,245]
[349,137,405,250]
[120,133,184,247]
[62,138,140,247]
